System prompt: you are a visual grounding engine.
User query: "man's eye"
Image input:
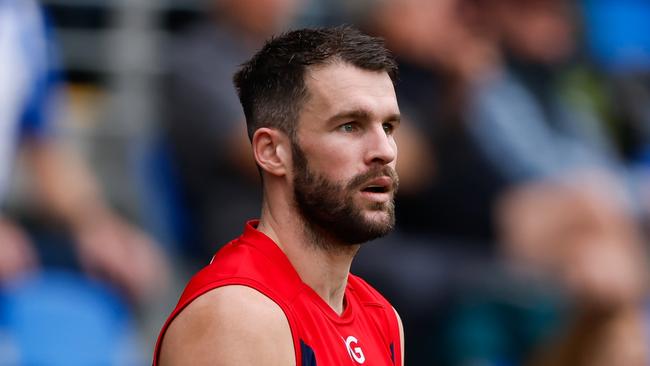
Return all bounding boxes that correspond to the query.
[382,123,395,135]
[340,123,357,132]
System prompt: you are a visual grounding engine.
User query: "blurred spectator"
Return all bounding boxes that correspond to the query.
[465,0,623,184]
[163,0,302,261]
[448,0,650,364]
[0,0,168,304]
[463,0,649,279]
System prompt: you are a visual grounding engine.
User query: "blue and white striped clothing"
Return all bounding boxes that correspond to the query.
[0,0,59,200]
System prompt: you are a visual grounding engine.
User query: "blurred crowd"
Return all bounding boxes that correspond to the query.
[2,0,650,364]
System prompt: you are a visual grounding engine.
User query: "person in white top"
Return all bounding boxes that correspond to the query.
[0,0,168,302]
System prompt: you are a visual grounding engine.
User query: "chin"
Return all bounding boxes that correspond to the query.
[361,210,394,229]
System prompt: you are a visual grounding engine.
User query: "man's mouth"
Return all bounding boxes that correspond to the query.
[360,176,394,194]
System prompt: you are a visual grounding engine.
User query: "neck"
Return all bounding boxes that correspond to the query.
[257,199,358,315]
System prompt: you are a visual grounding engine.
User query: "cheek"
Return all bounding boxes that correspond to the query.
[325,150,363,182]
[303,141,361,177]
[319,160,354,183]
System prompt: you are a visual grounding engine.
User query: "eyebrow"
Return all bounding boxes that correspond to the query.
[327,108,401,124]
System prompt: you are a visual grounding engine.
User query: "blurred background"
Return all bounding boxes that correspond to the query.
[2,0,650,364]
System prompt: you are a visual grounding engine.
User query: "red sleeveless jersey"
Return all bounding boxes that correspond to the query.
[153,221,402,366]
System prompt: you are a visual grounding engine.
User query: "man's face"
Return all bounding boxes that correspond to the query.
[291,62,400,246]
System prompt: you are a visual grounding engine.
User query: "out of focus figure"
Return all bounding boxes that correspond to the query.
[471,1,650,364]
[0,0,167,302]
[465,0,649,295]
[0,0,169,363]
[164,0,302,262]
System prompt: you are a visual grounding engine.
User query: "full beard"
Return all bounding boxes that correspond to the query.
[291,141,398,250]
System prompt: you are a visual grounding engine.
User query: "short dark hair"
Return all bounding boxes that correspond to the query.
[233,25,397,141]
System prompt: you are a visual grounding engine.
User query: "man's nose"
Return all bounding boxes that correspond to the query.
[365,124,397,165]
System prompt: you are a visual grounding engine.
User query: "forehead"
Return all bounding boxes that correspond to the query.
[300,62,399,125]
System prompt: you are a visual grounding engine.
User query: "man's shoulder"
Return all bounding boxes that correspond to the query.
[159,285,295,366]
[179,284,285,317]
[169,285,288,331]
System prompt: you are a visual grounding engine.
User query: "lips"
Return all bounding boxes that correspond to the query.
[360,176,394,194]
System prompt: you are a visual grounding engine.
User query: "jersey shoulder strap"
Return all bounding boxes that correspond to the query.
[153,232,305,365]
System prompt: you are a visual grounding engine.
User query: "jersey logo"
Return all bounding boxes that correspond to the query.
[344,336,365,364]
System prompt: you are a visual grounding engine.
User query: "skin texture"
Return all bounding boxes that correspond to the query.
[159,62,404,365]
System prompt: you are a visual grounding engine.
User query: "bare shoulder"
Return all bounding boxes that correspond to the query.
[393,307,405,365]
[392,307,404,334]
[159,285,295,366]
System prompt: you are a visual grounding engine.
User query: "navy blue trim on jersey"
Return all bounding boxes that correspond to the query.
[390,342,395,364]
[300,339,317,366]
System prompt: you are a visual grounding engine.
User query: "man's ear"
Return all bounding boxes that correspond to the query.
[252,128,290,177]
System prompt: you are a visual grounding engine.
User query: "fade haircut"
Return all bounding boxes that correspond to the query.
[233,25,397,141]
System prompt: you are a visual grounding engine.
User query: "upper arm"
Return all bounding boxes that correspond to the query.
[393,307,405,365]
[159,285,295,366]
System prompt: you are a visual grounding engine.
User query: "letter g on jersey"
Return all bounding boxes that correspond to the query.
[345,336,366,364]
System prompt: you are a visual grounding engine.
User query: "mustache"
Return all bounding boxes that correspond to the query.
[347,166,399,192]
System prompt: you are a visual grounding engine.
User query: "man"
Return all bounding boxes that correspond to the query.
[154,26,404,365]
